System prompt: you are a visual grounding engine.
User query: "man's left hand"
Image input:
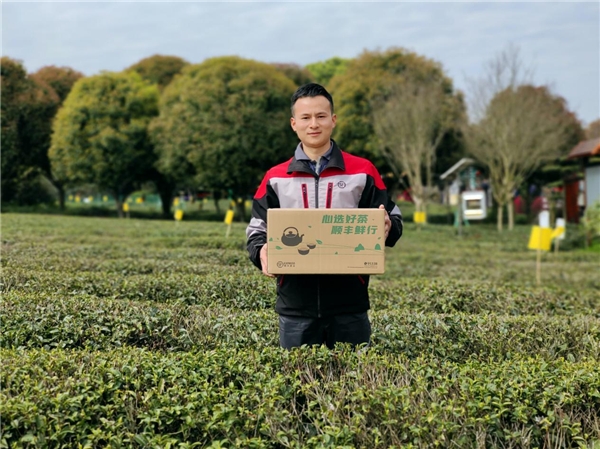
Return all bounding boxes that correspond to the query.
[379,204,391,239]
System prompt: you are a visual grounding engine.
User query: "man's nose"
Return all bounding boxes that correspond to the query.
[309,117,319,128]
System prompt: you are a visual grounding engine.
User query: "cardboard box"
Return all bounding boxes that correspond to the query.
[267,208,386,274]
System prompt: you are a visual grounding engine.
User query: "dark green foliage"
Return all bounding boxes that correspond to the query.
[2,348,599,448]
[49,72,160,215]
[150,56,298,214]
[127,54,189,91]
[271,63,314,87]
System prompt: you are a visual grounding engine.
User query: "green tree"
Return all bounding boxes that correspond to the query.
[1,57,38,204]
[25,66,84,208]
[49,71,159,217]
[306,57,351,86]
[328,48,465,192]
[271,63,314,87]
[150,56,297,221]
[127,55,189,91]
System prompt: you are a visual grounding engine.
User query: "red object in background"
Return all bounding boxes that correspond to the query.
[398,190,414,203]
[530,196,545,216]
[564,180,580,224]
[514,195,524,214]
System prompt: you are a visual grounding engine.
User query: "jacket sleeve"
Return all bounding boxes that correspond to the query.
[246,171,280,270]
[358,165,403,248]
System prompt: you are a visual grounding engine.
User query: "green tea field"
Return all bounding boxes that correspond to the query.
[1,213,599,448]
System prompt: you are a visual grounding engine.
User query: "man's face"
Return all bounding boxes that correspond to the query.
[290,96,336,151]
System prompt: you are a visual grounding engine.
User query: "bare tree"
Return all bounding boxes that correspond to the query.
[465,44,577,230]
[372,77,459,217]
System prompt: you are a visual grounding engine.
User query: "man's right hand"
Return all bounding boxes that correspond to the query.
[260,244,274,277]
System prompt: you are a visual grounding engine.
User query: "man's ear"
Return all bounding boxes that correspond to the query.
[332,114,337,128]
[290,117,297,132]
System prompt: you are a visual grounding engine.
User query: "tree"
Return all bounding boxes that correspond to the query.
[127,55,189,91]
[25,66,84,208]
[271,63,314,87]
[49,71,159,217]
[305,57,350,86]
[150,56,297,221]
[372,77,464,215]
[585,119,600,139]
[1,57,38,204]
[31,65,84,102]
[328,48,466,193]
[464,45,581,230]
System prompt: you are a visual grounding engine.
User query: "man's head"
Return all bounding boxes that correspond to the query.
[290,83,336,154]
[291,83,334,117]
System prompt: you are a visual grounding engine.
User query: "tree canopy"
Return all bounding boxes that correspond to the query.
[49,71,159,216]
[150,56,298,220]
[328,48,466,189]
[271,63,314,87]
[305,57,350,86]
[372,76,464,212]
[586,119,600,140]
[464,45,583,230]
[31,66,84,102]
[127,55,189,91]
[1,57,67,204]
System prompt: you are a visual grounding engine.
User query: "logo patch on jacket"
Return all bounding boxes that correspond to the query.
[337,181,346,189]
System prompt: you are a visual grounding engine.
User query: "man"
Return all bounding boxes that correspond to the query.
[246,83,403,349]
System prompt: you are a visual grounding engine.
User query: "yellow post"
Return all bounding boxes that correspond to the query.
[224,209,235,238]
[528,226,552,285]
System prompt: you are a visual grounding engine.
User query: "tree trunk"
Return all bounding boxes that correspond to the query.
[57,185,66,211]
[235,200,246,222]
[153,174,175,219]
[508,201,514,230]
[497,203,504,232]
[213,190,222,214]
[115,192,124,218]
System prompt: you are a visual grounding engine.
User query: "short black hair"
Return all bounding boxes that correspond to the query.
[291,83,334,116]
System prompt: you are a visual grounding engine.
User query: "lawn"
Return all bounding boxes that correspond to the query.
[1,213,599,448]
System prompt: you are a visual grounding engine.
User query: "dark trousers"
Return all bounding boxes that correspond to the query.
[278,312,371,350]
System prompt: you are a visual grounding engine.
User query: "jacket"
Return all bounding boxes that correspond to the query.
[246,140,403,318]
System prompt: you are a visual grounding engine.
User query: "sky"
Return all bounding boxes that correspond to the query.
[2,1,599,126]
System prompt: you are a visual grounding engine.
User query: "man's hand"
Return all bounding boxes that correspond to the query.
[379,204,391,239]
[260,243,275,277]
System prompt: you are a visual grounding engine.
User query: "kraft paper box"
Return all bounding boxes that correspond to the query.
[267,208,386,274]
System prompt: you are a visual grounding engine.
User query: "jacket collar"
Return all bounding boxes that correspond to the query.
[287,140,345,175]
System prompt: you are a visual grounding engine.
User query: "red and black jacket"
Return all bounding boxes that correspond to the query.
[246,140,403,318]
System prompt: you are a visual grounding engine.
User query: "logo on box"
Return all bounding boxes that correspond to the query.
[277,261,296,268]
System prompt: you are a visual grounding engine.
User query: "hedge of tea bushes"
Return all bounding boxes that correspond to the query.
[3,293,599,362]
[2,346,599,448]
[3,267,599,317]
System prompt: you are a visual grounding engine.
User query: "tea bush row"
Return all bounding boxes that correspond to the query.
[3,268,599,317]
[3,293,599,362]
[2,346,599,448]
[369,278,600,317]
